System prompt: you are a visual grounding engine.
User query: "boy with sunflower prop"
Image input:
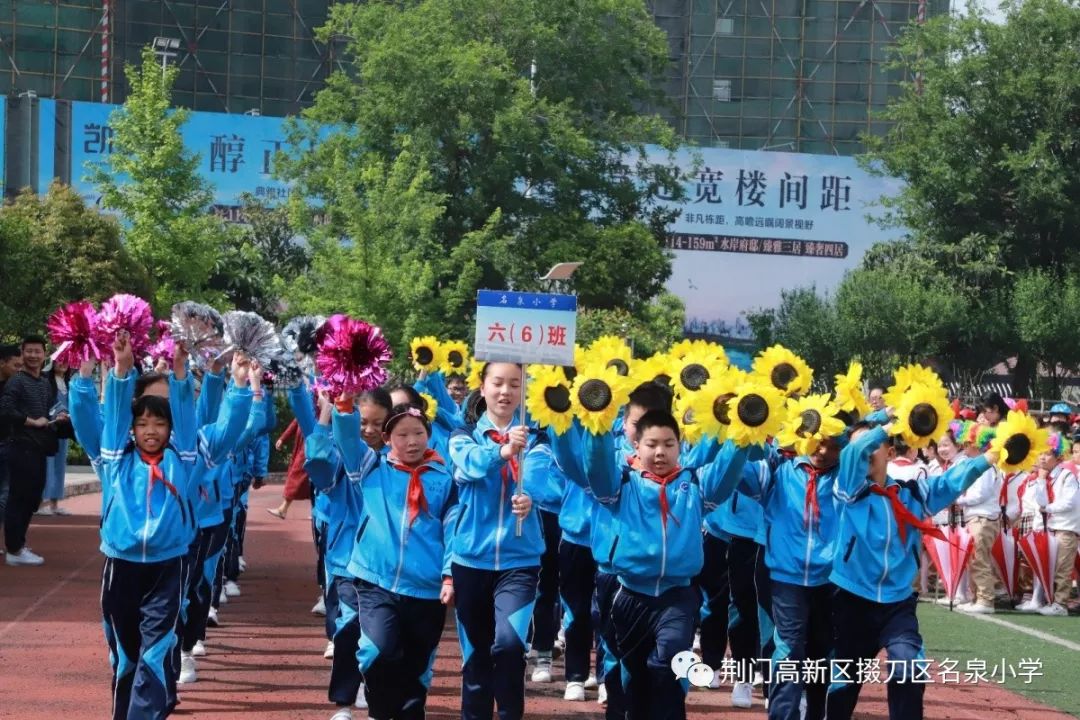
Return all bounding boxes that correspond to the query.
[827,399,1000,720]
[547,363,769,720]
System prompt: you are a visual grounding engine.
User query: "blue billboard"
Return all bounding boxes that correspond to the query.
[70,100,292,216]
[648,146,904,339]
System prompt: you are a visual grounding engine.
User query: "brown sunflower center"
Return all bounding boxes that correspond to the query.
[737,394,770,427]
[447,350,464,367]
[908,403,939,437]
[415,346,435,366]
[543,385,572,414]
[579,379,613,412]
[771,362,798,391]
[680,363,710,392]
[712,395,732,424]
[797,409,822,437]
[1003,434,1032,466]
[607,358,630,376]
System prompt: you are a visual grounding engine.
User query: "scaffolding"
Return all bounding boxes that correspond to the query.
[649,0,946,155]
[0,0,337,116]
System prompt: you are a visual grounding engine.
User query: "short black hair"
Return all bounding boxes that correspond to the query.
[627,382,674,415]
[389,384,426,410]
[357,387,393,415]
[383,402,432,436]
[446,373,467,385]
[135,371,168,399]
[868,379,887,393]
[890,435,911,455]
[21,334,46,351]
[1050,420,1070,435]
[465,389,486,425]
[0,344,20,361]
[132,394,172,429]
[978,391,1008,418]
[634,409,681,442]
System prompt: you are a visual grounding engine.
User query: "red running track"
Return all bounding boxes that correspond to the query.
[0,487,1071,719]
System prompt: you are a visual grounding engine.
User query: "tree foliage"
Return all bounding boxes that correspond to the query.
[577,292,686,360]
[278,0,682,351]
[0,183,151,341]
[88,46,227,311]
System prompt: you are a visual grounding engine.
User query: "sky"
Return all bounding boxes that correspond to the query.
[963,0,1008,21]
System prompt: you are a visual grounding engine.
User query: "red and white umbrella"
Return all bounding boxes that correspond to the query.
[1018,529,1059,603]
[923,526,974,607]
[991,526,1022,601]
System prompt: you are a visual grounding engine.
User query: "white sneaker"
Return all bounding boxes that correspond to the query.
[219,589,228,605]
[753,670,764,687]
[225,580,241,597]
[5,548,44,566]
[36,506,54,516]
[693,631,701,651]
[709,674,722,689]
[958,602,995,615]
[207,607,220,627]
[192,640,206,657]
[355,684,368,709]
[1039,603,1068,617]
[532,655,553,683]
[312,595,327,616]
[238,556,247,573]
[324,640,335,659]
[731,682,753,708]
[598,684,607,705]
[936,595,968,606]
[564,681,586,701]
[53,506,72,516]
[800,692,807,719]
[179,653,197,684]
[1015,599,1044,613]
[583,674,598,689]
[330,709,353,720]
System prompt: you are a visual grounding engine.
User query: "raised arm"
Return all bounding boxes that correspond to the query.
[331,404,377,482]
[580,428,621,506]
[69,364,103,465]
[287,384,318,438]
[169,373,198,463]
[923,455,993,515]
[416,370,463,427]
[196,368,226,429]
[698,440,752,509]
[834,425,889,504]
[101,370,136,463]
[549,420,589,489]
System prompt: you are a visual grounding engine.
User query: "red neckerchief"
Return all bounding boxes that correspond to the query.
[798,462,822,530]
[1000,472,1017,508]
[138,450,179,516]
[388,449,444,527]
[486,430,520,489]
[1047,471,1056,505]
[869,483,947,544]
[630,456,683,529]
[1017,473,1032,504]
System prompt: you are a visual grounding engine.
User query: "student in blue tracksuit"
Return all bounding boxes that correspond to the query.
[555,409,753,720]
[826,420,999,720]
[526,432,564,687]
[70,333,248,720]
[307,397,458,720]
[448,362,541,720]
[412,370,465,462]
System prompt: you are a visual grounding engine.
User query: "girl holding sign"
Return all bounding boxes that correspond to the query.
[448,361,542,720]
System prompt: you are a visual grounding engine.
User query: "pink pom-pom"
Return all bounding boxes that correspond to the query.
[147,321,175,365]
[96,294,154,357]
[47,301,101,367]
[315,314,393,396]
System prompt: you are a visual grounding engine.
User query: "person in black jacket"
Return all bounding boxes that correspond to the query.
[0,343,23,551]
[0,335,62,565]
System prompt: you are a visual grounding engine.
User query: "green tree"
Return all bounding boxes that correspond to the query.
[862,0,1080,392]
[278,0,682,347]
[0,183,151,340]
[88,46,226,311]
[577,292,686,360]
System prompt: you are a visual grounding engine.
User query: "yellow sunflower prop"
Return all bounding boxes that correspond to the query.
[752,345,813,397]
[777,394,847,456]
[571,365,632,435]
[439,340,470,376]
[419,392,438,422]
[725,382,786,447]
[991,411,1049,473]
[833,361,871,419]
[466,357,487,391]
[587,335,634,377]
[632,353,676,390]
[687,367,754,442]
[883,364,946,409]
[892,383,954,450]
[409,336,443,373]
[675,393,704,445]
[672,349,727,399]
[526,366,575,435]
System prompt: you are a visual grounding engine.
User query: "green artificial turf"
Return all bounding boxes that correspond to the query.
[918,603,1080,717]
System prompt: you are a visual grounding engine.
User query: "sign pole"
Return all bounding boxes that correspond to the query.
[514,364,528,537]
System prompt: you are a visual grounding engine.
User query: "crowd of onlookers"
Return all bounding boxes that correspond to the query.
[0,337,74,565]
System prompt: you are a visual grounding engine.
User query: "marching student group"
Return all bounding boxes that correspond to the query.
[19,296,1080,720]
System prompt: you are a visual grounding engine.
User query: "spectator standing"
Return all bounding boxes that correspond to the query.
[0,336,61,565]
[0,344,24,551]
[39,360,74,516]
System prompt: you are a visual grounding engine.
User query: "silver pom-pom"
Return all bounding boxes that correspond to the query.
[170,301,224,366]
[267,350,305,390]
[222,311,282,367]
[282,315,326,357]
